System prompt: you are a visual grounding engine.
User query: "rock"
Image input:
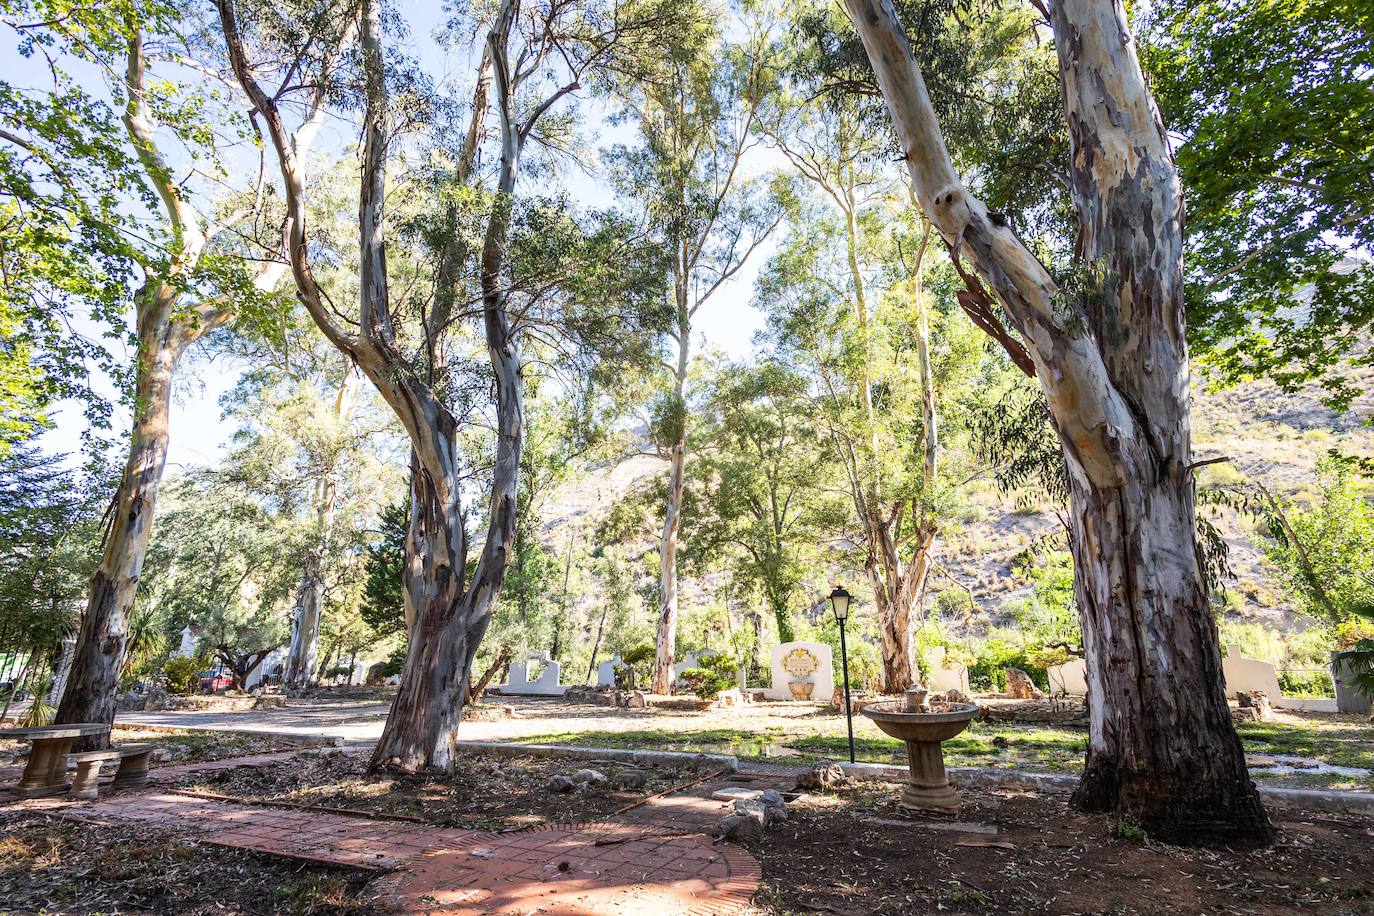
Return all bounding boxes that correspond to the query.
[796,762,846,791]
[1235,690,1272,721]
[365,662,387,686]
[142,686,172,711]
[571,768,608,787]
[613,768,650,790]
[736,792,787,827]
[1232,706,1262,723]
[547,775,576,793]
[1004,668,1045,700]
[937,689,972,704]
[718,813,764,843]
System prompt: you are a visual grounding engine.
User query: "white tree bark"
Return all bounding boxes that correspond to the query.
[843,0,1271,843]
[55,30,291,740]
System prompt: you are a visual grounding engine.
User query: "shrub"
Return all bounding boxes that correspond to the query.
[1277,670,1335,698]
[163,654,208,695]
[966,638,1049,692]
[679,667,731,700]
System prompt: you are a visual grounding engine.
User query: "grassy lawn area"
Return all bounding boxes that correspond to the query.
[521,712,1374,790]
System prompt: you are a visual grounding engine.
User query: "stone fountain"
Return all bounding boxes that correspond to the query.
[861,684,979,813]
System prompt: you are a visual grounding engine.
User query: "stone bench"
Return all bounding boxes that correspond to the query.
[66,743,156,800]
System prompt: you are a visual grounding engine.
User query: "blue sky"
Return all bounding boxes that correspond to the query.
[15,1,776,470]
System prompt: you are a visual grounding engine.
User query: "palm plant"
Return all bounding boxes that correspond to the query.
[1336,600,1374,700]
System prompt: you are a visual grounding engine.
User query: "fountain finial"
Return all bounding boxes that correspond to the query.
[904,683,930,712]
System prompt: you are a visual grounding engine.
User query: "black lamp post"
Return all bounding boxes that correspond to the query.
[829,585,855,764]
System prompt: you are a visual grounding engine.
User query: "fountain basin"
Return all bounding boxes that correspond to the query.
[861,699,979,814]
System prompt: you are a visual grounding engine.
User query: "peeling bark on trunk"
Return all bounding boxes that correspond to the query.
[362,0,523,772]
[654,439,685,694]
[844,0,1272,843]
[55,319,178,741]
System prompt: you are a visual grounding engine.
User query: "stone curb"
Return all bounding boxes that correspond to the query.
[114,722,346,747]
[837,761,1374,814]
[450,740,738,771]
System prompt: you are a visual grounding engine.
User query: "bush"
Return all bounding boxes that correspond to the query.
[679,667,731,700]
[163,654,208,695]
[1277,669,1335,698]
[966,638,1049,692]
[620,643,656,689]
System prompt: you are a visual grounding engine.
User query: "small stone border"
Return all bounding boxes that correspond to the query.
[840,761,1374,815]
[451,739,739,772]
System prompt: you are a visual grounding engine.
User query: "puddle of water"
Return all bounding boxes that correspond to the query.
[1247,754,1370,778]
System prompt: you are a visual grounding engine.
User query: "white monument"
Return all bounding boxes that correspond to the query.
[595,655,623,687]
[923,646,970,694]
[762,641,834,702]
[494,652,568,696]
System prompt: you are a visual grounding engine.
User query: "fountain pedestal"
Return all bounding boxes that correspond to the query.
[861,687,979,814]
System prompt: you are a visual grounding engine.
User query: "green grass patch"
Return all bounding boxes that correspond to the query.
[1236,719,1374,770]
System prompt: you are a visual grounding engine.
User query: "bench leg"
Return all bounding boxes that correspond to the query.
[112,751,151,789]
[11,737,72,798]
[68,760,102,800]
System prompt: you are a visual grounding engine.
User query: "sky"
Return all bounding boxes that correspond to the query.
[19,1,779,472]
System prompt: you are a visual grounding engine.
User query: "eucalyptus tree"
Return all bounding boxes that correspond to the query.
[0,1,144,456]
[20,2,349,739]
[219,0,675,771]
[609,4,782,692]
[843,0,1272,842]
[681,360,847,642]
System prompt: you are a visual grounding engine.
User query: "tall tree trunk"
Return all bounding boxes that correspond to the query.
[284,374,351,688]
[365,0,523,772]
[653,296,690,695]
[55,314,179,741]
[844,0,1271,843]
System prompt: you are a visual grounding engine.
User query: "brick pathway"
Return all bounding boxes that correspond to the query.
[7,750,773,914]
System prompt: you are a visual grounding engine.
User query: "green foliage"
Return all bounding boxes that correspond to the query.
[1263,458,1374,631]
[966,637,1049,693]
[1142,0,1374,408]
[0,440,110,661]
[360,503,407,640]
[678,666,729,700]
[162,654,208,696]
[18,672,54,726]
[1336,603,1374,700]
[1012,549,1081,656]
[1277,670,1335,699]
[680,360,847,643]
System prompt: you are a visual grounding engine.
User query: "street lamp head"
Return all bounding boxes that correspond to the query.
[828,586,851,623]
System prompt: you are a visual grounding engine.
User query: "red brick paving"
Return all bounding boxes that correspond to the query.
[370,823,761,915]
[6,751,772,914]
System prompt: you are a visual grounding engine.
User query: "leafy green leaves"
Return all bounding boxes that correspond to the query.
[1143,0,1374,407]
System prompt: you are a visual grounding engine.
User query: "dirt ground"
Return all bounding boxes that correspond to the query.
[0,811,378,915]
[169,748,709,830]
[752,779,1374,915]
